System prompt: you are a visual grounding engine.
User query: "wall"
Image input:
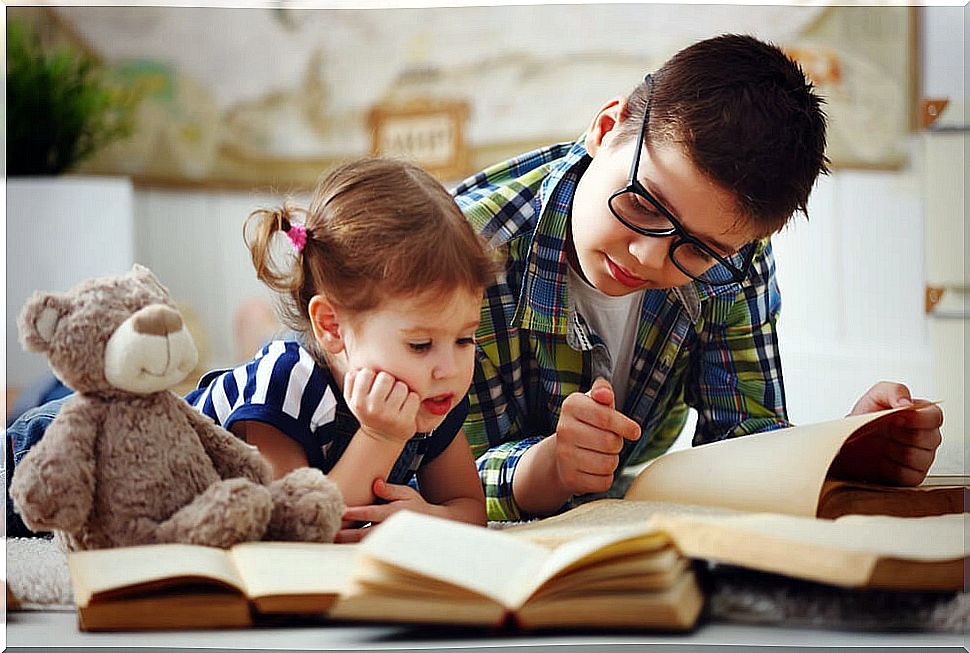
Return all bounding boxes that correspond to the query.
[7,6,965,472]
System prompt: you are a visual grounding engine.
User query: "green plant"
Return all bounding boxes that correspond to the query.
[7,19,136,175]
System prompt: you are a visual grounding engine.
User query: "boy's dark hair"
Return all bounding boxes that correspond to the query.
[616,34,830,235]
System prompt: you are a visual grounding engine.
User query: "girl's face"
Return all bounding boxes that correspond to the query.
[330,287,482,433]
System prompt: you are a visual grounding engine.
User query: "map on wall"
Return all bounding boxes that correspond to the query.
[28,4,915,188]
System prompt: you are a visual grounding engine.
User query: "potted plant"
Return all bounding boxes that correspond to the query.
[6,18,136,175]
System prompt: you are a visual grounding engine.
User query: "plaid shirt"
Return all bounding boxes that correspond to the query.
[454,139,791,521]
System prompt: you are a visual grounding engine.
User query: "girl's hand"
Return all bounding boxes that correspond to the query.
[344,369,420,445]
[334,479,432,543]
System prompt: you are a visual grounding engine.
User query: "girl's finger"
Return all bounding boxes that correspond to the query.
[343,504,389,523]
[334,528,367,544]
[373,478,418,501]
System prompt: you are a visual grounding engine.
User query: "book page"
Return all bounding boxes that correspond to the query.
[650,511,968,587]
[625,407,908,516]
[68,544,244,607]
[515,527,671,608]
[228,541,358,600]
[506,498,744,545]
[358,510,553,608]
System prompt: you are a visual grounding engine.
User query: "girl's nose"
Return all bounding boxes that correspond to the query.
[432,350,458,380]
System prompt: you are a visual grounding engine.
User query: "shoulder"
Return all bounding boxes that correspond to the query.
[185,341,339,429]
[453,142,575,246]
[700,239,780,328]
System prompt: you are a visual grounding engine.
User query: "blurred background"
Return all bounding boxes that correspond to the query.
[5,3,967,473]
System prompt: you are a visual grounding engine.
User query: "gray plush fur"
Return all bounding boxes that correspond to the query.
[10,265,343,550]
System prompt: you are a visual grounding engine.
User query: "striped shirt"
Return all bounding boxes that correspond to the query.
[185,340,464,486]
[454,139,790,521]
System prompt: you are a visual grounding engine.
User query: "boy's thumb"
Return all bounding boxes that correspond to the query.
[587,377,615,409]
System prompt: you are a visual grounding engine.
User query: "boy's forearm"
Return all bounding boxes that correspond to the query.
[327,429,406,506]
[509,436,573,517]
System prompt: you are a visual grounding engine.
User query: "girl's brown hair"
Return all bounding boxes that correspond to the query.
[245,158,495,350]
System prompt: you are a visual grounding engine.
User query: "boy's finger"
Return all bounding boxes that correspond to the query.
[894,403,943,430]
[587,377,615,409]
[888,426,943,451]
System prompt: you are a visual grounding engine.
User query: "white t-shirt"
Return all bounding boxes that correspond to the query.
[567,267,645,409]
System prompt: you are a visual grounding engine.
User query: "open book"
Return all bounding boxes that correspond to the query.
[329,510,703,631]
[69,541,356,631]
[505,404,968,591]
[67,405,967,631]
[621,402,965,520]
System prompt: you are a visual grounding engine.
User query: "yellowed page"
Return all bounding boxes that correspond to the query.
[68,544,243,607]
[650,511,968,587]
[228,541,358,600]
[625,406,909,516]
[358,510,552,608]
[507,498,742,546]
[361,510,674,610]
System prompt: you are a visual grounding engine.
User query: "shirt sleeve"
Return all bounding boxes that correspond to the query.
[466,323,550,522]
[686,240,792,444]
[185,341,338,467]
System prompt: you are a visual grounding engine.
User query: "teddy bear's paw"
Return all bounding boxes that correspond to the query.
[156,478,273,548]
[265,468,345,543]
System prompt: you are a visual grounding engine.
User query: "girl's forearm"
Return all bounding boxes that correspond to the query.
[429,496,487,527]
[327,429,406,506]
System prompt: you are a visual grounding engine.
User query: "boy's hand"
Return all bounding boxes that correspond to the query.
[830,382,943,486]
[344,369,420,445]
[553,377,641,496]
[335,479,431,543]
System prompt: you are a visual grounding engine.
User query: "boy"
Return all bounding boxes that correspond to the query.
[455,34,943,521]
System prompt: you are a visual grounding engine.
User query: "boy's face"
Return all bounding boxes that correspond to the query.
[335,287,482,433]
[570,103,757,296]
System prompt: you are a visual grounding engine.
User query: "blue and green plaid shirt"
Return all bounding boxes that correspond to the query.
[454,139,791,521]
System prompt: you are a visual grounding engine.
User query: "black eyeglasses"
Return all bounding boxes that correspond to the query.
[607,74,755,286]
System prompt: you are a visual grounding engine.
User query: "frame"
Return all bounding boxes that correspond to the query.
[368,100,470,181]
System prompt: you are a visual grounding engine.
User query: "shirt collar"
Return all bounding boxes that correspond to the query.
[513,138,590,335]
[513,137,757,333]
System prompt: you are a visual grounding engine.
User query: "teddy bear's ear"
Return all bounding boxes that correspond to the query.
[131,264,170,296]
[18,292,72,353]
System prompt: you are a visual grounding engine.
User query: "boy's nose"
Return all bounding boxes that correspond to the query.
[629,235,671,271]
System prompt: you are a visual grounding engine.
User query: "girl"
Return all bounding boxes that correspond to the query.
[184,158,494,541]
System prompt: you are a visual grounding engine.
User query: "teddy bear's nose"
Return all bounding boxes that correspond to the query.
[132,305,183,337]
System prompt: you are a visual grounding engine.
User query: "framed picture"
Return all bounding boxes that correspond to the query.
[368,100,470,181]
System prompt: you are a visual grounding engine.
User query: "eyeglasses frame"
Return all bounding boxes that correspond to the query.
[606,74,755,286]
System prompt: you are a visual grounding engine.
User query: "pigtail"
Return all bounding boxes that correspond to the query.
[243,202,310,294]
[243,202,320,342]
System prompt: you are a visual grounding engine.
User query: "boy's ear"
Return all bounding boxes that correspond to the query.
[584,96,628,157]
[308,294,344,354]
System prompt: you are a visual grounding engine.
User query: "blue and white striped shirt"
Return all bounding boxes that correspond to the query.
[185,340,464,485]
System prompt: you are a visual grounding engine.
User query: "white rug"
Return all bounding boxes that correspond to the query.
[6,536,73,609]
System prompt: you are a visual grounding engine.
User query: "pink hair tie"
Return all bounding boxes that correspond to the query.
[285,222,308,253]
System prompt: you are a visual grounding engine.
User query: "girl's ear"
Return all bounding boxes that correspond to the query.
[308,295,344,353]
[584,96,628,157]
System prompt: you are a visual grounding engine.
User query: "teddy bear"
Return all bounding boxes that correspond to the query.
[9,265,344,550]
